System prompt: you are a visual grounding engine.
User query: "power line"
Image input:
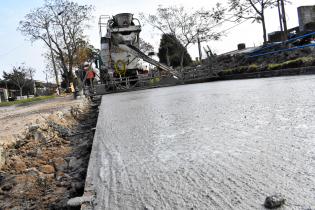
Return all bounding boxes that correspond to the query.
[219,19,250,34]
[208,3,256,31]
[0,43,26,58]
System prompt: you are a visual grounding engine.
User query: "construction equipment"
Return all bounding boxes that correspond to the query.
[83,13,180,95]
[79,13,221,96]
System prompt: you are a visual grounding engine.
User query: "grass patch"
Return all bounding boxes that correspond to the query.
[222,56,315,75]
[267,63,282,70]
[268,57,315,70]
[0,95,55,107]
[222,66,251,75]
[248,64,259,72]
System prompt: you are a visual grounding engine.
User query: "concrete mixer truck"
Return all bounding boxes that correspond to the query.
[86,13,178,95]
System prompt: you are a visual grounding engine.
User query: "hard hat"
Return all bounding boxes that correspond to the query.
[84,61,89,66]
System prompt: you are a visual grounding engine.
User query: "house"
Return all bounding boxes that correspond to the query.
[0,88,9,102]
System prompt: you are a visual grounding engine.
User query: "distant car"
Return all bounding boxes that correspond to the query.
[8,97,16,101]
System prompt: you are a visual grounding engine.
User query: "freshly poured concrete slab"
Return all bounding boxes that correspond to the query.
[82,75,315,210]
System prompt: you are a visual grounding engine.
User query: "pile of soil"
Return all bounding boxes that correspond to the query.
[213,47,315,71]
[0,98,100,210]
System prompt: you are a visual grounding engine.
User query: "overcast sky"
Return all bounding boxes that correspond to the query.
[0,0,314,81]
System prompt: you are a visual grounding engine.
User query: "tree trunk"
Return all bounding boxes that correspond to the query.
[166,48,170,66]
[180,50,185,69]
[261,16,267,44]
[19,87,23,97]
[68,70,74,84]
[68,60,74,85]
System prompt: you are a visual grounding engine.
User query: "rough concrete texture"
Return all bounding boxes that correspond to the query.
[83,75,315,210]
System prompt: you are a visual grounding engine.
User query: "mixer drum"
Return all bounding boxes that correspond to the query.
[113,13,134,27]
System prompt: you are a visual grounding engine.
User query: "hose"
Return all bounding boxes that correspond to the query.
[114,60,127,76]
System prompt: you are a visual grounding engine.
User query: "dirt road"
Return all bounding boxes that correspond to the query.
[83,75,315,209]
[0,96,81,146]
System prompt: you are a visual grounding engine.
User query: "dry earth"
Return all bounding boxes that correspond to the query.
[0,96,99,210]
[0,96,82,146]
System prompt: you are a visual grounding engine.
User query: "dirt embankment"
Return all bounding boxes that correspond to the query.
[0,97,100,210]
[0,96,83,146]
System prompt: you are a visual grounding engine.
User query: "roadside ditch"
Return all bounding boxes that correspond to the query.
[0,97,101,210]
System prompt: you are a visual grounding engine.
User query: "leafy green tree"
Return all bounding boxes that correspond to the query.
[158,34,192,68]
[3,65,32,97]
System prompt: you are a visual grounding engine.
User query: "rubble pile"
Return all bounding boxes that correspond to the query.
[0,98,99,210]
[184,47,314,75]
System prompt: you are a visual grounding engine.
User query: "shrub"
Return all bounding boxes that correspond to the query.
[267,63,282,70]
[221,69,233,75]
[282,58,304,69]
[268,57,315,71]
[247,64,258,72]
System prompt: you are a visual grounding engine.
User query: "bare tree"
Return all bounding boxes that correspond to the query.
[140,4,225,68]
[18,0,93,88]
[228,0,289,44]
[139,38,154,55]
[3,65,31,97]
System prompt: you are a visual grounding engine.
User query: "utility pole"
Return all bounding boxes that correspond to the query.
[277,0,284,40]
[29,69,36,96]
[280,0,288,40]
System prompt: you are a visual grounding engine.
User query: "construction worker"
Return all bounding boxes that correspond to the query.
[83,62,96,88]
[143,65,149,74]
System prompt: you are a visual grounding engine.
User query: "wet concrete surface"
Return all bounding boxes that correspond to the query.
[84,75,315,209]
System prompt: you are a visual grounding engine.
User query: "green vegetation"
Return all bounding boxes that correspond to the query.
[221,56,315,76]
[221,66,249,75]
[0,95,55,107]
[268,57,315,70]
[267,63,282,70]
[248,64,259,72]
[158,34,192,68]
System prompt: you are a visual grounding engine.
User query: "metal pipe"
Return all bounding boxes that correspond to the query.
[250,31,315,55]
[249,43,315,58]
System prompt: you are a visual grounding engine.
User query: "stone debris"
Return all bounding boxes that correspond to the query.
[28,124,40,132]
[0,98,99,210]
[67,195,94,206]
[47,120,72,137]
[264,194,286,209]
[53,157,68,172]
[40,165,55,174]
[0,147,6,169]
